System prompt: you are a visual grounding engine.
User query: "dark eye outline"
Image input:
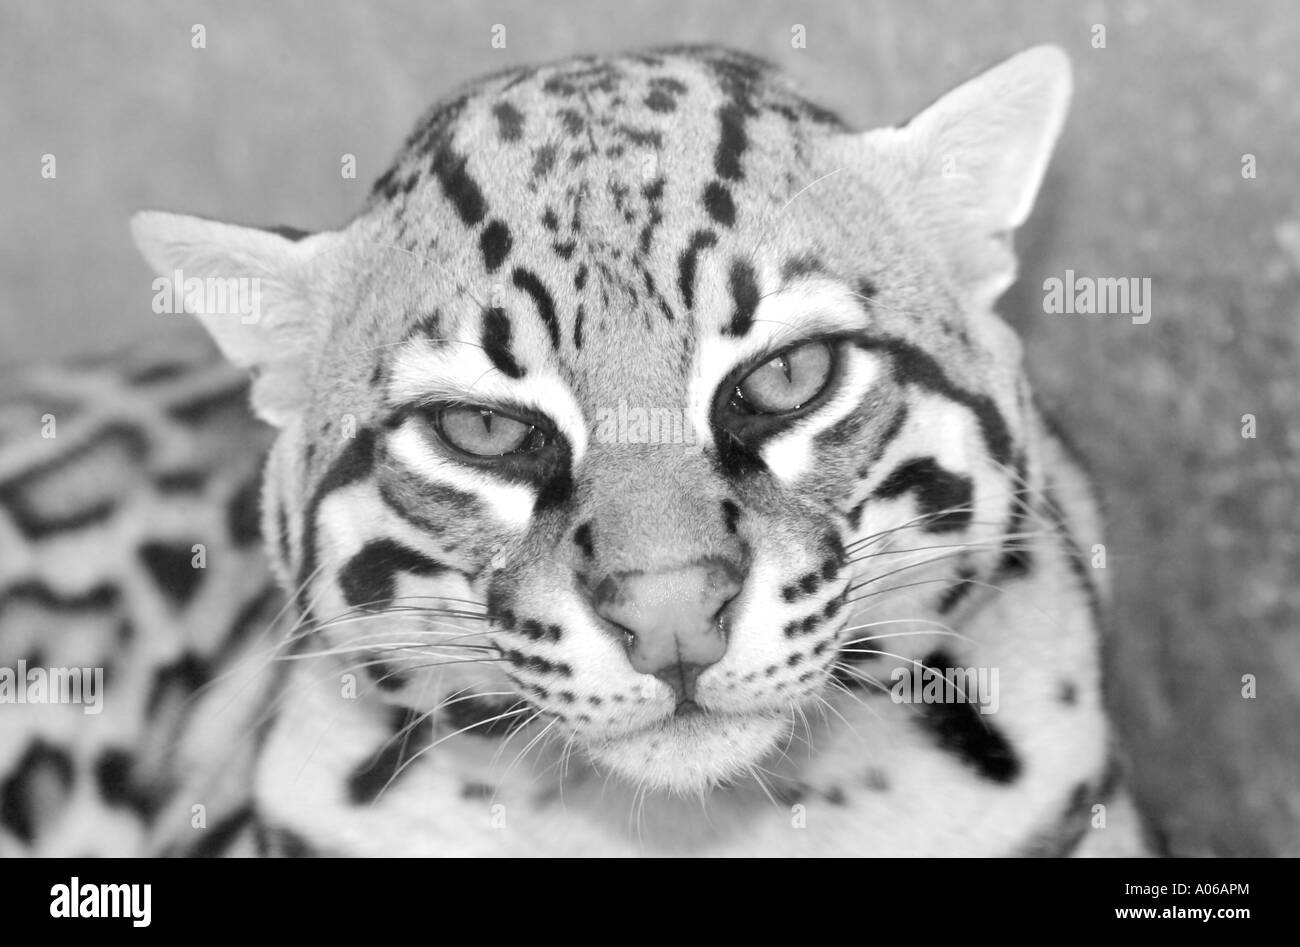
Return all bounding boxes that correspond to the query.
[711,337,845,442]
[419,402,558,470]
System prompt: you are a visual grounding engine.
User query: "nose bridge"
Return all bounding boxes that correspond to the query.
[577,442,742,576]
[575,442,751,698]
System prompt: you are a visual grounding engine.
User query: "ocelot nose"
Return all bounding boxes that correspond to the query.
[592,559,744,701]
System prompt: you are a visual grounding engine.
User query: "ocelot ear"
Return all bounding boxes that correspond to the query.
[837,45,1072,308]
[130,211,344,427]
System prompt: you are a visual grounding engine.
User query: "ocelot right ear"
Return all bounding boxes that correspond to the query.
[130,212,346,427]
[831,45,1072,310]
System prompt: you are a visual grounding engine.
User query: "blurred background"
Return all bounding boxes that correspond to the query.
[1,0,1297,855]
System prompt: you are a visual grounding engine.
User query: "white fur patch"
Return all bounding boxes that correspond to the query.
[386,424,537,527]
[894,393,976,478]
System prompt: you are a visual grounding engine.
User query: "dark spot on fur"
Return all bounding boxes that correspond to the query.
[616,123,662,148]
[714,103,748,180]
[997,544,1034,577]
[430,143,487,227]
[480,219,513,273]
[0,581,121,619]
[267,224,311,242]
[678,230,718,310]
[254,819,319,857]
[645,89,676,112]
[531,143,558,179]
[138,541,205,606]
[560,108,585,135]
[338,539,451,611]
[372,165,399,201]
[296,429,378,609]
[364,652,408,692]
[782,255,824,282]
[492,101,524,141]
[440,693,526,738]
[775,782,808,806]
[156,469,206,492]
[721,499,741,534]
[937,567,978,614]
[95,747,162,821]
[0,424,148,539]
[724,261,760,336]
[511,268,562,351]
[1,741,75,843]
[872,458,974,533]
[503,648,573,678]
[186,805,256,856]
[703,181,736,226]
[482,307,526,379]
[145,651,210,721]
[226,474,262,546]
[347,707,435,804]
[573,522,594,558]
[913,649,1021,783]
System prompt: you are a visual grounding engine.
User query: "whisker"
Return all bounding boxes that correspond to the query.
[830,661,891,696]
[377,701,536,801]
[838,628,965,649]
[845,529,1048,566]
[835,649,979,705]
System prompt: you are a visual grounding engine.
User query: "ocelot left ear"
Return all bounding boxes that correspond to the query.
[834,45,1072,309]
[130,212,345,426]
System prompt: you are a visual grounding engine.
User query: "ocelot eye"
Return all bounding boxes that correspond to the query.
[732,341,833,414]
[433,406,546,457]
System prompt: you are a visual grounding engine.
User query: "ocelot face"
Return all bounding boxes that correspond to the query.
[135,46,1069,793]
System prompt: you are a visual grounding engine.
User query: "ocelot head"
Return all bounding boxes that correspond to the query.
[132,45,1071,793]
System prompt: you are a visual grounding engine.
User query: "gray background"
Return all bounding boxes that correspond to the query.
[1,0,1297,855]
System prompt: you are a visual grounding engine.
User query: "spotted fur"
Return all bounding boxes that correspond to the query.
[0,45,1154,856]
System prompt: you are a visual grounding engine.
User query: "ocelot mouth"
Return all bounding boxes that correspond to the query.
[586,708,788,795]
[673,698,704,717]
